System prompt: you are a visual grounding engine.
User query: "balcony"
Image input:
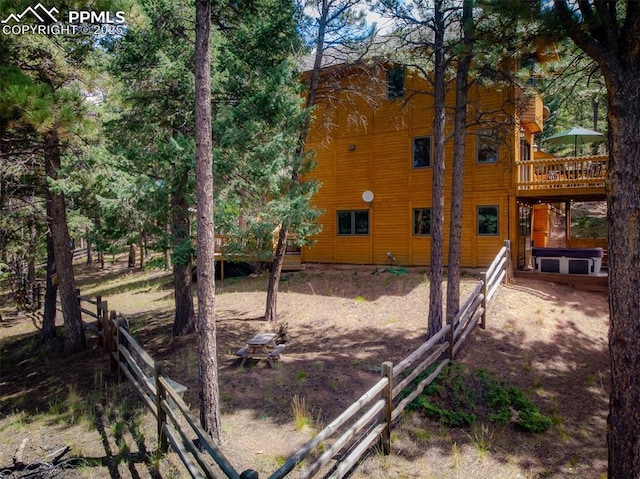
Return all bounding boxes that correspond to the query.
[521,95,545,134]
[516,155,608,199]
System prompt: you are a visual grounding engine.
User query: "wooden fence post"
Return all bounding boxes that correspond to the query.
[101,301,109,354]
[504,240,512,285]
[480,272,487,330]
[155,361,168,454]
[95,295,102,348]
[115,316,124,383]
[446,313,455,359]
[109,310,118,373]
[381,361,393,455]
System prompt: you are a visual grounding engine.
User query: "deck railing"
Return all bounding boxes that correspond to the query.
[515,155,607,191]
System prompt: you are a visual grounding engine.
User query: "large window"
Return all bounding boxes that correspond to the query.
[386,66,404,99]
[337,210,369,236]
[477,206,499,236]
[413,208,432,236]
[413,137,431,168]
[476,130,499,164]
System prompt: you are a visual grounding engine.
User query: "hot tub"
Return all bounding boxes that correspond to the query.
[532,247,604,275]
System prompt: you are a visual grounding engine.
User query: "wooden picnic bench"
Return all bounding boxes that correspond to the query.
[235,333,286,367]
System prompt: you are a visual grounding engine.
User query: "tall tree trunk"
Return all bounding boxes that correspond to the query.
[428,0,446,339]
[446,0,473,320]
[551,3,640,476]
[41,226,57,343]
[605,73,640,479]
[86,237,92,265]
[128,243,136,268]
[195,0,222,443]
[138,233,144,269]
[265,227,287,321]
[172,172,195,337]
[44,129,85,354]
[264,0,328,322]
[165,249,171,270]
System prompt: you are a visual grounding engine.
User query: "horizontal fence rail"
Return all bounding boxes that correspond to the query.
[106,313,257,479]
[34,240,510,479]
[265,241,512,479]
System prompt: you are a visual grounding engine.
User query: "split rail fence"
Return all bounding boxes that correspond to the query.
[41,240,512,479]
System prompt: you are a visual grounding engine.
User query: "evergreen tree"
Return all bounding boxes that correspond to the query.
[544,2,640,476]
[107,0,197,336]
[0,6,100,353]
[195,0,221,444]
[265,0,372,322]
[446,0,473,322]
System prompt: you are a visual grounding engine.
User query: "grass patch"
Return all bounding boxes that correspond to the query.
[296,371,308,385]
[291,395,312,432]
[409,363,553,433]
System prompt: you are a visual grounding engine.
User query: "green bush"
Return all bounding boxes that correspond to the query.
[410,364,553,433]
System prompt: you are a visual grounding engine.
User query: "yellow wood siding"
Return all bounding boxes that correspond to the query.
[302,67,517,267]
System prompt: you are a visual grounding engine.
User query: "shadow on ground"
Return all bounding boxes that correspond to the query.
[0,268,609,478]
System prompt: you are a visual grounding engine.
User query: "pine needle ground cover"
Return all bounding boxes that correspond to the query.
[0,258,609,478]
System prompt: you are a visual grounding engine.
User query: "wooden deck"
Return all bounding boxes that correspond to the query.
[514,269,608,293]
[515,155,607,200]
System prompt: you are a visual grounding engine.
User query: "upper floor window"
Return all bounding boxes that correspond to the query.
[387,66,404,99]
[413,208,432,236]
[413,136,432,168]
[337,210,369,236]
[477,205,499,236]
[520,138,531,162]
[476,130,499,164]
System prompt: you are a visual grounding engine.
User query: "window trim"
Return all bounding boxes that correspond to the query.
[412,136,432,169]
[337,209,370,236]
[476,130,499,164]
[477,205,499,236]
[412,207,432,236]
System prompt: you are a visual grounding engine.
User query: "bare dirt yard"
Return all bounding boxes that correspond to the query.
[0,257,609,479]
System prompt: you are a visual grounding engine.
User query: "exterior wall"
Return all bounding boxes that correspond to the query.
[302,66,519,267]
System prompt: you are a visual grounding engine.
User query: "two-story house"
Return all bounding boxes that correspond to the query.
[298,54,607,273]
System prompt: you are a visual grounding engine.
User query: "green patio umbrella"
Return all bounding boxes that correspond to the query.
[546,126,606,155]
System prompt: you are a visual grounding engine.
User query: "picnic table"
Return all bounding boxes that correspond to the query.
[235,332,286,367]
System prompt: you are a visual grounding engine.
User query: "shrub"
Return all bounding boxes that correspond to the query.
[410,363,553,433]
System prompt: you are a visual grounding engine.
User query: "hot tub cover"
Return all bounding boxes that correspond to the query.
[532,247,603,259]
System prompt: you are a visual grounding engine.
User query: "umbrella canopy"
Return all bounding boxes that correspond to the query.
[546,126,606,155]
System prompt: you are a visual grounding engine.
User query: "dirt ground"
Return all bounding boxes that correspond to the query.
[0,258,610,478]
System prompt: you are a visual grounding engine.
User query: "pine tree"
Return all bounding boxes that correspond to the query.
[106,0,197,336]
[195,0,222,444]
[265,0,372,322]
[545,2,640,476]
[0,20,91,353]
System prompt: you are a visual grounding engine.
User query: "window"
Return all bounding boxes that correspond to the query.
[477,206,499,235]
[520,139,531,162]
[337,210,369,236]
[476,130,499,164]
[387,66,404,99]
[413,208,431,236]
[413,136,431,168]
